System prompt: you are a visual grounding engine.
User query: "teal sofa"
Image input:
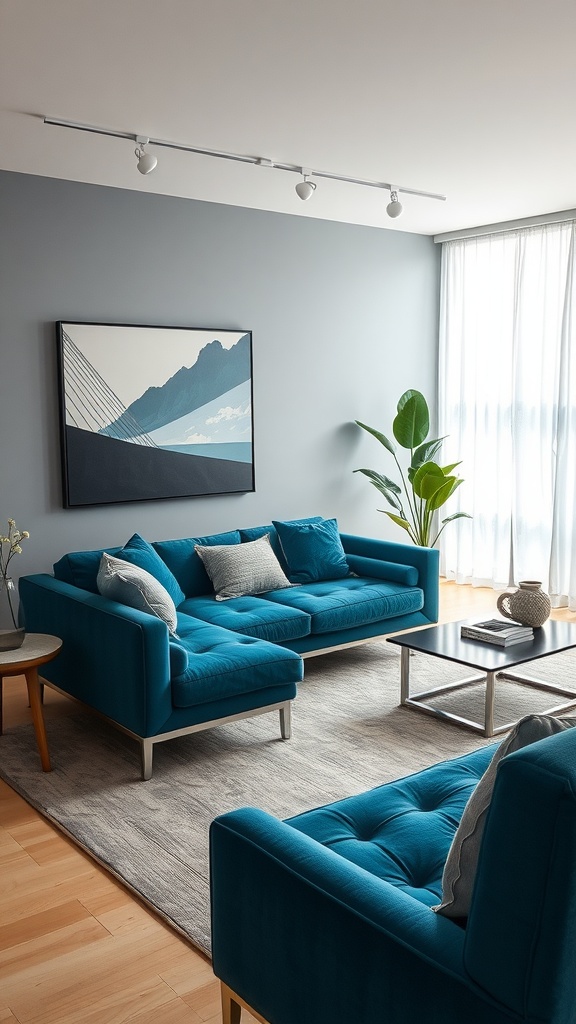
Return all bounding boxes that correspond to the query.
[210,726,576,1024]
[19,519,439,779]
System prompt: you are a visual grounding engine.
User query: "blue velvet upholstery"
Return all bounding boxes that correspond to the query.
[19,524,439,780]
[171,614,305,707]
[273,517,350,582]
[240,517,323,571]
[179,593,311,643]
[210,729,576,1024]
[118,533,186,606]
[153,531,241,596]
[262,575,423,634]
[287,745,493,907]
[53,545,123,592]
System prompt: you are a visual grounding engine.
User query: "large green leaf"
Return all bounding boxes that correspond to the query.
[380,511,414,536]
[411,461,445,499]
[440,511,472,524]
[411,437,446,470]
[427,476,461,510]
[408,440,445,484]
[353,469,402,510]
[392,391,429,449]
[431,510,473,547]
[355,420,396,455]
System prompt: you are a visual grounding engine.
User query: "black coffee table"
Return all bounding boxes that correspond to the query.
[388,619,576,736]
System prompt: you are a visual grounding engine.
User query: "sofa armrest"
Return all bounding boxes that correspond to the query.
[210,809,505,1024]
[340,534,439,623]
[19,574,173,736]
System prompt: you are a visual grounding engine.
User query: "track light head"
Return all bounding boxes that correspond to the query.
[135,136,157,175]
[386,187,403,219]
[295,171,316,201]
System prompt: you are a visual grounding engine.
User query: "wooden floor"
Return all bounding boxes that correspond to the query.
[1,583,574,1023]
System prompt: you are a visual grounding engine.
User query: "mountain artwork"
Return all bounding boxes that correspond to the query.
[56,322,255,507]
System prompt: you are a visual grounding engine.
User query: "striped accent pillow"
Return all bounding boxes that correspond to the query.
[195,534,292,601]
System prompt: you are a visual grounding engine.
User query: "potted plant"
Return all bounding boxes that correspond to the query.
[354,389,470,547]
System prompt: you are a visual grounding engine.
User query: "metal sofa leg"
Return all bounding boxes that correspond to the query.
[141,738,154,781]
[279,700,292,739]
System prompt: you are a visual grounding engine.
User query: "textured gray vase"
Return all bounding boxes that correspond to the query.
[497,581,552,628]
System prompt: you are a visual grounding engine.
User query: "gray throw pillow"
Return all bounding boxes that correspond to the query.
[433,713,576,919]
[97,552,178,635]
[195,534,293,601]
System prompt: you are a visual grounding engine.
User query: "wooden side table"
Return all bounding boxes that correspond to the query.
[0,633,62,771]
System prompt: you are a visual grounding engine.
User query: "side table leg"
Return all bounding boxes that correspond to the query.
[400,647,411,704]
[24,666,51,771]
[485,670,496,737]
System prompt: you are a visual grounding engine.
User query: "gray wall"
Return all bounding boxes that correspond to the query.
[0,170,440,582]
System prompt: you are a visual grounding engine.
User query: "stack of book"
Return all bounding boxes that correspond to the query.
[460,618,534,646]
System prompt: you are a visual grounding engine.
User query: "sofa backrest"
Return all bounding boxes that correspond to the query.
[53,531,241,597]
[464,726,576,1022]
[53,546,123,593]
[153,531,240,596]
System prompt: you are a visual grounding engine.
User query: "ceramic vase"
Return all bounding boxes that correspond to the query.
[496,580,551,628]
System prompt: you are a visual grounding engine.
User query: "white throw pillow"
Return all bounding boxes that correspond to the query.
[195,534,293,601]
[433,713,576,919]
[97,552,178,635]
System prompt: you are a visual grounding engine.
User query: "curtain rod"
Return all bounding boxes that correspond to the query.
[434,208,576,244]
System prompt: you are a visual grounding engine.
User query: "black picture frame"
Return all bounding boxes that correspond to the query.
[56,321,255,508]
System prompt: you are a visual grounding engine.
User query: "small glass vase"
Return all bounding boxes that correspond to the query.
[0,576,25,651]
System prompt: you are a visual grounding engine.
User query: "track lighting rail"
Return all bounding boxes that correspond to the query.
[43,116,446,214]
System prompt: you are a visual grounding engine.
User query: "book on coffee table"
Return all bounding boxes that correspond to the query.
[460,618,534,646]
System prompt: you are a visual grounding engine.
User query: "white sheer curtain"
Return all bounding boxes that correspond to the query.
[438,220,576,608]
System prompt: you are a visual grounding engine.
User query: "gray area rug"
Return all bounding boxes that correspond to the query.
[1,640,575,955]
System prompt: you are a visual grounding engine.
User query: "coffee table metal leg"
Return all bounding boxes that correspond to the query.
[400,647,411,704]
[24,666,51,772]
[485,671,496,737]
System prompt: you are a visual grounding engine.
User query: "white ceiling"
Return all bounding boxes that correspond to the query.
[2,0,576,236]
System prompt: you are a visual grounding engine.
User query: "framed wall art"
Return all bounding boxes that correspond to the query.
[56,321,255,507]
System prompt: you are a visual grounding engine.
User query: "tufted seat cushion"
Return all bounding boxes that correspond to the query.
[171,612,303,707]
[261,575,424,634]
[178,593,311,643]
[286,744,496,907]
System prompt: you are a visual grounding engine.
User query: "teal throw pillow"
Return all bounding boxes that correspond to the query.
[119,533,185,607]
[272,518,350,583]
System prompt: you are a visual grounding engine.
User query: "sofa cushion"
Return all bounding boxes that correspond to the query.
[118,533,186,607]
[179,594,311,643]
[346,553,419,588]
[287,744,495,907]
[171,614,304,706]
[54,545,123,593]
[273,517,350,583]
[434,713,576,919]
[96,552,178,635]
[262,576,423,634]
[240,517,323,571]
[153,531,241,597]
[195,534,292,601]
